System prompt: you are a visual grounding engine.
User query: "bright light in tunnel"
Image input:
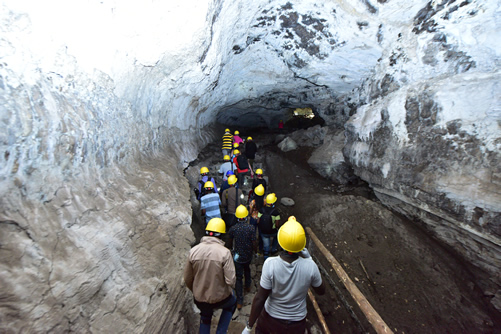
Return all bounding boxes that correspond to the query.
[293,108,315,119]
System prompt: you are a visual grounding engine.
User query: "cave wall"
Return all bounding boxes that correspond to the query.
[342,0,501,301]
[0,1,211,332]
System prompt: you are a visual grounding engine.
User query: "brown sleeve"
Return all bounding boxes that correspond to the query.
[183,258,194,291]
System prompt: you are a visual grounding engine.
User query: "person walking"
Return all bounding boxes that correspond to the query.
[218,155,234,183]
[183,218,237,334]
[228,205,256,310]
[258,193,281,260]
[221,175,244,228]
[219,170,238,199]
[222,128,233,157]
[231,142,240,159]
[242,217,325,334]
[196,167,218,201]
[248,184,265,256]
[200,181,222,225]
[251,168,267,193]
[244,136,258,170]
[233,130,243,148]
[233,150,253,189]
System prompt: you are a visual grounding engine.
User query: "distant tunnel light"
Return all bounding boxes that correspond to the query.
[293,107,315,119]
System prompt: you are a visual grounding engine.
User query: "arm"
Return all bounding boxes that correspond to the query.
[311,262,326,295]
[221,190,227,207]
[212,177,218,193]
[247,285,271,328]
[223,252,236,289]
[312,280,326,295]
[227,229,234,250]
[183,259,194,291]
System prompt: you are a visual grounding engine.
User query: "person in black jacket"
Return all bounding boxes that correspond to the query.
[251,169,267,194]
[244,136,257,170]
[258,193,281,260]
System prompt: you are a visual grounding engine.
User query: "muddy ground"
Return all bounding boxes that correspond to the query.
[186,132,501,334]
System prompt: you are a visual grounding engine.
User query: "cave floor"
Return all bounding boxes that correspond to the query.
[187,133,501,334]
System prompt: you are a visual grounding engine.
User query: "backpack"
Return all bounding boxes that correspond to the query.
[195,177,216,200]
[259,206,276,234]
[236,155,249,170]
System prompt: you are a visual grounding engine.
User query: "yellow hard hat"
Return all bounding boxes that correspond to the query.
[235,130,240,135]
[200,166,209,174]
[277,216,306,253]
[254,184,265,196]
[235,205,249,219]
[225,128,230,133]
[234,149,240,155]
[247,136,252,140]
[233,142,239,148]
[228,175,237,185]
[266,193,277,205]
[206,218,226,234]
[204,181,214,189]
[255,169,263,175]
[223,155,230,161]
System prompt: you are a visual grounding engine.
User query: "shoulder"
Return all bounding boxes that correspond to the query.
[262,256,281,271]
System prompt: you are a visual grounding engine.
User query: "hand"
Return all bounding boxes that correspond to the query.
[242,326,252,334]
[299,248,311,258]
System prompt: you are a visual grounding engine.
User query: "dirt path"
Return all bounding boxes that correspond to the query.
[186,139,501,333]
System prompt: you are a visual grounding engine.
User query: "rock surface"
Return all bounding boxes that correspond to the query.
[277,137,298,152]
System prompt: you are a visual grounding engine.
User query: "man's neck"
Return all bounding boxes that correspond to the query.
[280,252,299,263]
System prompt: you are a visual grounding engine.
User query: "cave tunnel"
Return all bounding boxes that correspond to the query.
[1,0,500,333]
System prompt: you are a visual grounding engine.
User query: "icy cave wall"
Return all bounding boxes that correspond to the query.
[1,0,500,332]
[342,0,501,304]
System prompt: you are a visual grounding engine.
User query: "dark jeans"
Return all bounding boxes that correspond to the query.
[237,170,250,188]
[235,261,251,304]
[195,293,236,334]
[261,232,278,260]
[256,308,306,334]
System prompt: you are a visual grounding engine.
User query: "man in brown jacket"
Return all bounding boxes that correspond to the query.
[184,218,236,333]
[221,175,244,229]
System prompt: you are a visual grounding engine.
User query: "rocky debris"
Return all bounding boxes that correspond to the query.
[288,125,328,147]
[278,137,298,152]
[308,129,356,185]
[280,197,295,206]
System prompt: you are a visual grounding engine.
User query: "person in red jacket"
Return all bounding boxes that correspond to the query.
[232,150,253,189]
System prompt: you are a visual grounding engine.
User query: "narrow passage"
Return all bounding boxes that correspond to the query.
[184,130,501,334]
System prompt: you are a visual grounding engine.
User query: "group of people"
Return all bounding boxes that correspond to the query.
[184,129,325,334]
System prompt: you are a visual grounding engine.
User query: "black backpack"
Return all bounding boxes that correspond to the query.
[194,178,216,200]
[259,206,276,234]
[236,155,249,170]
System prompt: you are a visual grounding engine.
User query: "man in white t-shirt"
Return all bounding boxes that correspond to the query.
[218,155,234,182]
[243,217,325,334]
